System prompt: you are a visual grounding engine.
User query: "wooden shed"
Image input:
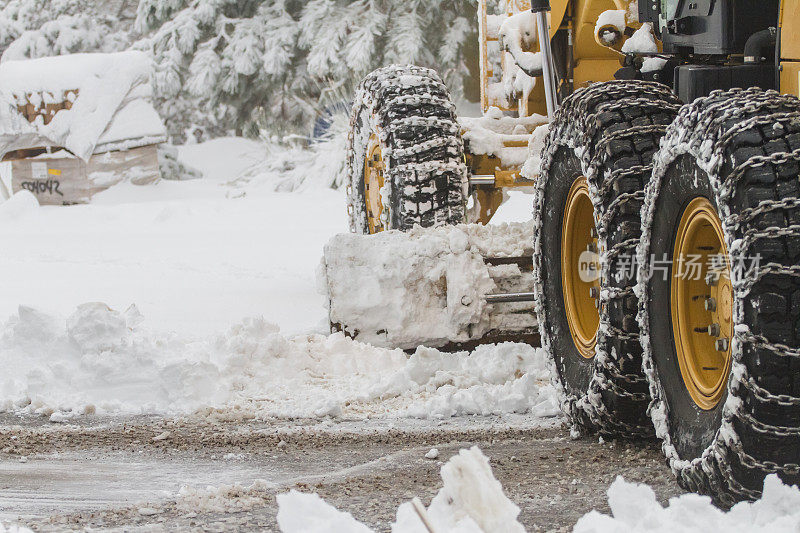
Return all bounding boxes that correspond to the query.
[0,51,167,205]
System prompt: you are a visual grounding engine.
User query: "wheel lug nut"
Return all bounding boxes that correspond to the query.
[716,338,730,351]
[707,323,721,337]
[704,297,717,312]
[589,287,600,299]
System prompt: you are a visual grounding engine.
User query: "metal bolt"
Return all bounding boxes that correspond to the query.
[461,295,473,306]
[704,297,717,312]
[589,287,600,299]
[707,323,721,337]
[716,338,730,351]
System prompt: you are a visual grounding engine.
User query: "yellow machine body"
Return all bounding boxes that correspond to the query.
[779,1,800,97]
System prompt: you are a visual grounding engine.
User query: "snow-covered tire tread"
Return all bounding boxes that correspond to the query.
[637,88,800,506]
[346,65,468,233]
[533,80,682,437]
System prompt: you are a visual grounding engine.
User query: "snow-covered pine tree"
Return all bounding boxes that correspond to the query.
[0,0,131,61]
[137,0,478,140]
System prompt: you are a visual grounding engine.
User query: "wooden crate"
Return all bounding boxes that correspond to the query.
[10,145,160,205]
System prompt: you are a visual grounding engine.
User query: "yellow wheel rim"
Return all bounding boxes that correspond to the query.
[561,177,600,359]
[671,197,733,411]
[364,134,386,234]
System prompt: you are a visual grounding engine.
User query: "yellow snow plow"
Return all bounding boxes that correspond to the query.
[323,0,800,507]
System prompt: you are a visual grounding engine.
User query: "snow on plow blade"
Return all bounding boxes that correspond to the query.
[320,222,538,351]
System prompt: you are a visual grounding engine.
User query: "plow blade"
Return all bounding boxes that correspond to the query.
[320,222,539,351]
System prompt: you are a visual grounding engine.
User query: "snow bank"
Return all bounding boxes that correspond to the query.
[575,475,800,533]
[0,303,558,420]
[322,222,535,349]
[277,446,525,533]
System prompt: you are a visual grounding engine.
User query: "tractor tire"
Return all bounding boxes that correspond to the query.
[346,65,468,234]
[637,88,800,506]
[533,80,682,436]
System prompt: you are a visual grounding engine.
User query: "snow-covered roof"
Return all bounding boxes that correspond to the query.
[0,51,167,161]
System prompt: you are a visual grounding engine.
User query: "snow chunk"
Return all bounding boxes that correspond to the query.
[277,491,373,533]
[277,447,524,533]
[641,57,667,73]
[574,474,800,532]
[622,23,659,54]
[420,446,525,532]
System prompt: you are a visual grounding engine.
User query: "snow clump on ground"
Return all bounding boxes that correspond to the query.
[278,446,526,533]
[575,474,800,532]
[276,449,800,533]
[0,303,558,420]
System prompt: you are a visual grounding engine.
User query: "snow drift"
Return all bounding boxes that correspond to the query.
[0,303,558,420]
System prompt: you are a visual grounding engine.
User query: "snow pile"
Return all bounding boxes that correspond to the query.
[0,303,558,419]
[322,222,535,349]
[575,475,800,533]
[0,52,166,160]
[277,446,525,533]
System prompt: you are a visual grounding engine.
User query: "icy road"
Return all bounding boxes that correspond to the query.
[0,416,684,531]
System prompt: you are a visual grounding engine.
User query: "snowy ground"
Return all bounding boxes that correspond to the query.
[0,138,344,337]
[2,139,792,531]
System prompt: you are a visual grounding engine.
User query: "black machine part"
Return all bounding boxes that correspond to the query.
[639,0,779,56]
[674,63,777,103]
[632,1,780,101]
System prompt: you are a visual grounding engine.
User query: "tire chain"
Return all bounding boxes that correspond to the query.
[533,81,682,438]
[638,87,800,506]
[346,65,468,233]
